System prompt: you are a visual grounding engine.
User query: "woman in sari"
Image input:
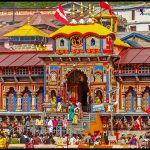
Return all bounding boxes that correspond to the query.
[76,101,83,119]
[68,102,75,121]
[72,108,79,124]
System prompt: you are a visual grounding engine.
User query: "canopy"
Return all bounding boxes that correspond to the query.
[49,23,116,39]
[4,24,49,37]
[114,38,131,48]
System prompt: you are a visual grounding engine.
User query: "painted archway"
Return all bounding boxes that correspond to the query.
[66,69,89,110]
[142,86,150,111]
[36,86,44,112]
[125,86,137,112]
[21,87,31,112]
[6,87,17,112]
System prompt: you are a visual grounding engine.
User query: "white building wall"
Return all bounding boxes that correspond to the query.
[114,7,150,23]
[128,23,150,31]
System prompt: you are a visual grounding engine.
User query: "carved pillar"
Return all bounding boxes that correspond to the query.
[120,92,125,112]
[116,81,120,113]
[16,92,22,112]
[31,92,36,112]
[1,92,7,111]
[136,91,142,112]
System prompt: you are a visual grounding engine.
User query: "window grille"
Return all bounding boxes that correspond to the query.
[139,64,150,74]
[3,67,13,75]
[32,67,44,75]
[51,71,57,81]
[16,67,28,75]
[122,65,135,74]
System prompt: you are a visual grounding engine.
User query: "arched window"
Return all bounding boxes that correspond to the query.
[91,38,95,46]
[60,39,64,46]
[95,73,102,82]
[51,71,57,81]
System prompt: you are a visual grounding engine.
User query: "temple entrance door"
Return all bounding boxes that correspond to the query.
[6,87,17,112]
[67,69,89,111]
[21,87,31,112]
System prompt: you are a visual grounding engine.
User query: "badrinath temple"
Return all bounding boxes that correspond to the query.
[0,3,149,136]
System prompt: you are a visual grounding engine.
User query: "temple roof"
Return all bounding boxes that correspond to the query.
[4,24,49,37]
[118,47,150,64]
[0,51,52,67]
[49,23,116,39]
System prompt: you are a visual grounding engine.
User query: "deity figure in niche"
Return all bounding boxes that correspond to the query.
[51,92,56,105]
[95,90,103,104]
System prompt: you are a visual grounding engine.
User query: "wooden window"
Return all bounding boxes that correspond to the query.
[16,67,28,75]
[139,64,150,74]
[32,67,44,75]
[130,26,136,31]
[60,39,64,46]
[3,67,13,75]
[122,65,135,74]
[132,10,135,20]
[91,38,95,46]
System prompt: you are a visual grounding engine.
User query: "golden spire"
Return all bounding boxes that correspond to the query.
[72,3,75,19]
[88,3,92,17]
[80,2,83,18]
[70,3,77,24]
[27,17,30,24]
[92,4,95,17]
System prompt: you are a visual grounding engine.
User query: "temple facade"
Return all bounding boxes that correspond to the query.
[0,3,150,134]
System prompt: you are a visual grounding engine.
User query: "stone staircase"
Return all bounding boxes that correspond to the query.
[41,112,95,135]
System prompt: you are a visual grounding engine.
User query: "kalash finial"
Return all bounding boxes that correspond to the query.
[87,3,94,24]
[70,3,77,24]
[27,17,30,25]
[78,2,85,24]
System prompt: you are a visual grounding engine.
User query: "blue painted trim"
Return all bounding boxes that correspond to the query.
[106,73,109,101]
[124,39,139,48]
[121,32,150,41]
[27,91,31,112]
[115,74,150,77]
[44,66,46,96]
[83,38,86,53]
[131,90,134,112]
[50,66,58,70]
[42,90,44,111]
[100,39,103,54]
[68,39,70,54]
[14,92,17,111]
[148,89,150,108]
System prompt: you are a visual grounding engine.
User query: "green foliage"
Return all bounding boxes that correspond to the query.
[0,2,146,9]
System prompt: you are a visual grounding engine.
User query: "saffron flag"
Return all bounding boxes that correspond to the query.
[100,1,113,15]
[145,108,150,114]
[54,4,70,25]
[134,116,142,130]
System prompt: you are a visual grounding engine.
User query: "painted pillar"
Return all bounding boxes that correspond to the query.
[116,81,120,113]
[110,18,114,32]
[68,39,71,54]
[0,84,2,110]
[136,91,142,112]
[100,38,103,55]
[83,38,86,53]
[31,92,36,111]
[16,92,22,112]
[2,92,7,111]
[44,65,49,103]
[121,92,126,112]
[52,39,55,53]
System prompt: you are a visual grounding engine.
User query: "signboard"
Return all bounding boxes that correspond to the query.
[92,103,105,112]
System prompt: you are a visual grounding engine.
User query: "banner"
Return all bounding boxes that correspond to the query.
[92,103,105,112]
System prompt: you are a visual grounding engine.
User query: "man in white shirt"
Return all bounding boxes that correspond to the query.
[35,116,43,134]
[69,134,77,145]
[48,117,53,133]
